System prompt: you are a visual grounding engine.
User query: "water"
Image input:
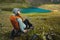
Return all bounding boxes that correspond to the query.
[20,7,51,14]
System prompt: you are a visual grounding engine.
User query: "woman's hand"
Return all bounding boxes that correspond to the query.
[22,17,27,21]
[23,30,28,33]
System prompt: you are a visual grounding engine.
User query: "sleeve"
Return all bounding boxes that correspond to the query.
[17,18,26,32]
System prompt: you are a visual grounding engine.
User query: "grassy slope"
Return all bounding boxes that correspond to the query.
[0,4,60,40]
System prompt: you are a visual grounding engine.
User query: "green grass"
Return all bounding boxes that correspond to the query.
[0,4,60,40]
[0,3,30,11]
[0,11,60,40]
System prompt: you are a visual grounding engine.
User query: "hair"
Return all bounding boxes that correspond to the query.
[12,8,20,15]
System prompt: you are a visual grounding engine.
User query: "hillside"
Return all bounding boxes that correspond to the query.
[0,4,60,40]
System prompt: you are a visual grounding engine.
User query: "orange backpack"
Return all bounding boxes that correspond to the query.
[10,15,23,30]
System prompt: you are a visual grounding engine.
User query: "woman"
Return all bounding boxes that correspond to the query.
[10,8,33,40]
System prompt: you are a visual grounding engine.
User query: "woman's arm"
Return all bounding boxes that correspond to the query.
[17,18,27,33]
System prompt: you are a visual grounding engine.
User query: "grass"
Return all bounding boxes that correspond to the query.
[0,3,30,11]
[0,4,60,40]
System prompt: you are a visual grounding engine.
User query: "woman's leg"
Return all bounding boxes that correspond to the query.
[23,19,33,29]
[10,30,21,40]
[10,29,15,40]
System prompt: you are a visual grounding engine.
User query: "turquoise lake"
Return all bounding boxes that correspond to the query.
[20,7,51,14]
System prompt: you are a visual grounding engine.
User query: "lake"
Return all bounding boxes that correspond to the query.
[20,7,51,14]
